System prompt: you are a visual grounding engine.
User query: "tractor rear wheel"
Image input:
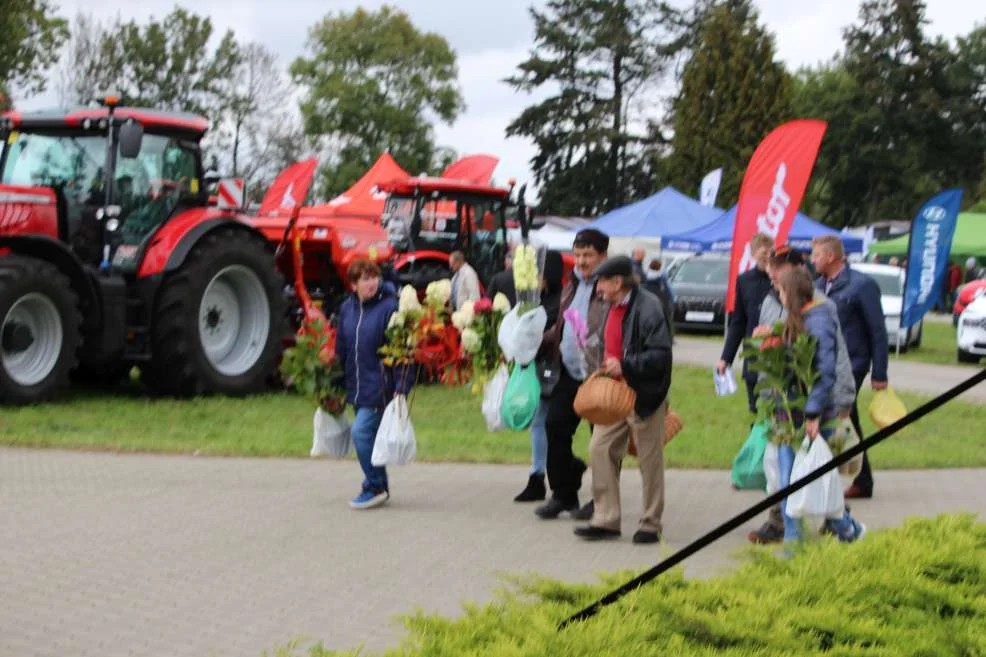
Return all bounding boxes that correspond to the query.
[0,256,81,404]
[143,228,283,397]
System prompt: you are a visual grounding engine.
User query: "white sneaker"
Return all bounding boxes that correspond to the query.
[853,521,867,542]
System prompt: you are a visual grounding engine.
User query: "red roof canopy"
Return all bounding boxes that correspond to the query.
[303,152,409,220]
[2,107,209,134]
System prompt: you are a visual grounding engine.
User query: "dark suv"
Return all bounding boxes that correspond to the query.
[668,254,730,332]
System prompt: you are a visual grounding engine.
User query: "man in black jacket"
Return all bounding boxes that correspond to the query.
[716,233,774,414]
[573,256,672,545]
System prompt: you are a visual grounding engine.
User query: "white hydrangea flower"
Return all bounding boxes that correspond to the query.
[388,312,405,330]
[460,327,481,353]
[399,285,421,313]
[492,293,511,313]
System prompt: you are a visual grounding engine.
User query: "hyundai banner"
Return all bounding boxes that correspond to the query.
[901,189,964,329]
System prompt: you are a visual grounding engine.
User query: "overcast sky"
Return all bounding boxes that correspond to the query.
[22,0,976,197]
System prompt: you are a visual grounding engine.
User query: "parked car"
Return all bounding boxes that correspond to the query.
[957,295,986,363]
[668,254,729,333]
[953,279,986,326]
[850,263,922,351]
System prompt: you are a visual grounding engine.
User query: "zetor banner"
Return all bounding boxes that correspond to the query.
[725,119,827,312]
[901,188,964,330]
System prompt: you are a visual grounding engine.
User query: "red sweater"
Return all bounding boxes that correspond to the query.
[604,301,629,362]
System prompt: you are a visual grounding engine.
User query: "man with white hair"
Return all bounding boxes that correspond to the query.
[449,251,481,311]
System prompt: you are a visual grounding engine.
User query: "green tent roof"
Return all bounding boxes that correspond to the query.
[868,213,986,259]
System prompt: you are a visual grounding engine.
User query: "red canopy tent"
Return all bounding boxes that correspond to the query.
[301,152,409,221]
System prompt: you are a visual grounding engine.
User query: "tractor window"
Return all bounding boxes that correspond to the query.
[1,132,108,206]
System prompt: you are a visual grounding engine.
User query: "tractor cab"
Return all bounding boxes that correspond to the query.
[0,101,210,271]
[377,176,521,289]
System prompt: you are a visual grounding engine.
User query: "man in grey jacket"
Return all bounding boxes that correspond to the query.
[747,245,856,544]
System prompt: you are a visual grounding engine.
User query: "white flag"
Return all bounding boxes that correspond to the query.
[699,168,723,207]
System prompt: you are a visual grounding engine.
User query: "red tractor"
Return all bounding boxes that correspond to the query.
[377,176,537,292]
[0,99,390,404]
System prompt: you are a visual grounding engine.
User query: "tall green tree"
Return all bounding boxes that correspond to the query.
[837,0,959,224]
[663,0,792,208]
[0,0,68,100]
[505,0,683,215]
[291,5,464,197]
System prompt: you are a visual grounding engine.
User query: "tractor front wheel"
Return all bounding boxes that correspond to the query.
[0,256,81,404]
[143,228,283,397]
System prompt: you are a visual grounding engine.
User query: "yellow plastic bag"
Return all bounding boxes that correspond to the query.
[869,387,907,429]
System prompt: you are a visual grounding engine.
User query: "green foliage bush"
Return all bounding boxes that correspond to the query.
[269,514,986,657]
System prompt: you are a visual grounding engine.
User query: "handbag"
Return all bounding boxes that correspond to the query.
[535,355,560,398]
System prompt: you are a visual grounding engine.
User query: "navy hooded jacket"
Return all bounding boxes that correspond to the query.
[334,281,414,409]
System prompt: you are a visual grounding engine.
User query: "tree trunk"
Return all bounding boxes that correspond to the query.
[610,51,623,210]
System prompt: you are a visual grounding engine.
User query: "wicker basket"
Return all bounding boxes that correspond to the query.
[627,407,684,457]
[573,373,636,426]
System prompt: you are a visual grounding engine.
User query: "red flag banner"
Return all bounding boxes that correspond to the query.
[441,154,499,184]
[257,158,319,217]
[726,120,827,312]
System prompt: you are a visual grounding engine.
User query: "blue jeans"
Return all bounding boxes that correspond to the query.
[779,430,860,543]
[352,406,388,494]
[529,401,549,475]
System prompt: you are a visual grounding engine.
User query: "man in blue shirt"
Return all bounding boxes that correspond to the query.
[810,235,889,499]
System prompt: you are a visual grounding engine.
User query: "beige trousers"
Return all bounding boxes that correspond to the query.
[588,401,666,534]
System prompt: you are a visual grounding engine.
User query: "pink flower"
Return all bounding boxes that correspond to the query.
[474,298,493,314]
[563,308,588,349]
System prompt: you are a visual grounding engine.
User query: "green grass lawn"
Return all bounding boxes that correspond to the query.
[2,364,984,468]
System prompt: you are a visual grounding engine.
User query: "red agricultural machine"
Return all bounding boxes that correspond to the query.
[0,99,528,405]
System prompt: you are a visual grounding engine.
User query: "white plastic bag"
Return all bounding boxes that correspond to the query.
[497,306,548,365]
[481,364,510,432]
[763,441,780,494]
[311,409,352,458]
[371,394,417,466]
[786,437,844,520]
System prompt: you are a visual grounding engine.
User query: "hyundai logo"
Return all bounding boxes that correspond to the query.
[923,206,947,222]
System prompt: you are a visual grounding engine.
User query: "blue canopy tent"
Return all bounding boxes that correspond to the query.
[586,186,724,237]
[661,205,863,254]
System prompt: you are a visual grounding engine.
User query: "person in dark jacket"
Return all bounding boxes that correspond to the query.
[573,255,672,544]
[515,250,566,502]
[811,235,888,499]
[536,229,611,520]
[717,233,775,414]
[486,252,517,308]
[335,259,414,510]
[773,267,866,545]
[642,259,674,337]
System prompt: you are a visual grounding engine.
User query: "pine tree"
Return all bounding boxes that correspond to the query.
[505,0,683,215]
[663,0,792,208]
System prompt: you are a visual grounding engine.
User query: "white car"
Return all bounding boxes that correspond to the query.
[850,263,923,351]
[957,295,986,364]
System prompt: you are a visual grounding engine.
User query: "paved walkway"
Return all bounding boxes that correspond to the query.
[2,448,985,657]
[673,337,986,403]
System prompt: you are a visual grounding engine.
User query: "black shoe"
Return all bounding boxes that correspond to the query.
[747,522,784,545]
[535,497,579,519]
[572,500,594,521]
[514,474,546,502]
[574,525,621,541]
[632,530,660,544]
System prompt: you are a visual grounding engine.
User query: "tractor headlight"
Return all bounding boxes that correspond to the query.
[340,235,358,249]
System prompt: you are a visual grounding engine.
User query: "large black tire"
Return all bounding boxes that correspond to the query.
[0,255,82,404]
[957,347,980,364]
[143,228,283,397]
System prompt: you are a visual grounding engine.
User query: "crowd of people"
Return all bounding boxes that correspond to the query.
[332,227,876,549]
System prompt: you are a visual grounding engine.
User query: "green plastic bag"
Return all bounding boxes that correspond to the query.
[731,421,769,491]
[500,362,541,430]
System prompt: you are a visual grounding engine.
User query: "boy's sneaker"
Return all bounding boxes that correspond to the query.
[350,490,389,509]
[852,521,867,542]
[747,522,784,544]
